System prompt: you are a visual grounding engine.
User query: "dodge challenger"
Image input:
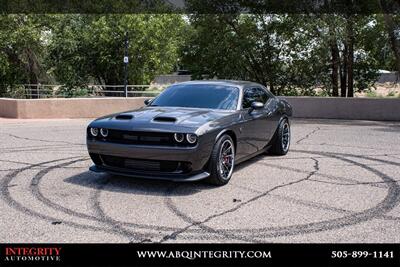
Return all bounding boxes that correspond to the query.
[87,80,292,185]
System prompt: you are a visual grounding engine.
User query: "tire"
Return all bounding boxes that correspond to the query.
[205,135,235,186]
[270,119,291,155]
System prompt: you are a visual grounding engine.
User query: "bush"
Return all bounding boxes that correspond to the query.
[56,86,90,98]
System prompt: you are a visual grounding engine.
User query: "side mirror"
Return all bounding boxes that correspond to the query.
[250,101,264,112]
[144,99,152,106]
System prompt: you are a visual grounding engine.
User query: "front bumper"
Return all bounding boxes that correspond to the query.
[87,139,213,181]
[89,165,210,182]
[87,139,211,169]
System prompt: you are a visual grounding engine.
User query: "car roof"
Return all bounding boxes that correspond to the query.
[175,80,265,90]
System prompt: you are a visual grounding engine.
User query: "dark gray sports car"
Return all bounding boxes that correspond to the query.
[87,80,292,185]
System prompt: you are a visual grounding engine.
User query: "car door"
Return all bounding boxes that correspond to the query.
[237,87,272,158]
[250,87,276,149]
[260,87,280,144]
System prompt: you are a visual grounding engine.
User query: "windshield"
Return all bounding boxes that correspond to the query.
[150,84,239,110]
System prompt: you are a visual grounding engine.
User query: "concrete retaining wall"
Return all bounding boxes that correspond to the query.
[283,97,400,121]
[1,97,400,121]
[0,97,147,119]
[0,98,18,118]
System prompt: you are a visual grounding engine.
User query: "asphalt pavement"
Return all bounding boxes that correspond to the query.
[0,118,399,243]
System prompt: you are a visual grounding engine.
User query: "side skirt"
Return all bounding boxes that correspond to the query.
[235,145,271,165]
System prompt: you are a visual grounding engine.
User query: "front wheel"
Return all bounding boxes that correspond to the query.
[270,119,291,155]
[205,135,235,186]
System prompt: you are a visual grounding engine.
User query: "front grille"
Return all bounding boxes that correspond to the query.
[125,159,160,171]
[87,129,197,147]
[107,130,174,146]
[99,155,189,173]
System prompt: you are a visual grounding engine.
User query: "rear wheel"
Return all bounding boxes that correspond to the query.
[270,119,290,155]
[206,135,235,186]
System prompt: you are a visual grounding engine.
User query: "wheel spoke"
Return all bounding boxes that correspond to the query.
[281,122,290,151]
[218,139,235,180]
[223,146,232,154]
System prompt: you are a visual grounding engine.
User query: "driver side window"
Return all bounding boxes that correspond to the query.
[242,87,269,109]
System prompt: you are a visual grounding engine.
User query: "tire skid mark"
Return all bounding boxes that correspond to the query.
[387,155,400,161]
[162,151,400,240]
[162,183,261,243]
[325,151,400,167]
[2,149,400,242]
[228,152,400,237]
[0,157,151,239]
[270,193,353,214]
[256,162,387,189]
[0,159,38,166]
[29,159,150,242]
[2,132,84,146]
[89,178,149,242]
[2,145,84,153]
[309,178,400,187]
[2,148,86,154]
[25,163,231,240]
[265,194,400,223]
[160,158,320,242]
[382,215,400,221]
[1,144,75,150]
[1,166,86,172]
[31,167,202,233]
[263,153,400,161]
[317,143,400,152]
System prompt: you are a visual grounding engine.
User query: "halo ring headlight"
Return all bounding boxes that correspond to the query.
[174,133,184,143]
[100,128,109,137]
[90,128,99,137]
[186,133,198,144]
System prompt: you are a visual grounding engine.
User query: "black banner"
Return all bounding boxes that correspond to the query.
[0,0,399,14]
[0,243,399,266]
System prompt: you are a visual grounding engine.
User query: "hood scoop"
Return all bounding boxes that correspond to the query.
[115,114,134,120]
[153,116,177,123]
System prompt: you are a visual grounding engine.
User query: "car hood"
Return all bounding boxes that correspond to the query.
[88,106,238,133]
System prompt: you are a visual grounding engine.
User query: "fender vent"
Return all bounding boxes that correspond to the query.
[115,114,133,120]
[153,117,176,123]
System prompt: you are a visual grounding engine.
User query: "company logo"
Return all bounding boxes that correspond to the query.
[3,247,62,263]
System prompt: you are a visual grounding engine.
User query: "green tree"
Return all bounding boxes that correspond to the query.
[48,14,186,93]
[182,14,381,97]
[0,15,51,97]
[182,14,302,95]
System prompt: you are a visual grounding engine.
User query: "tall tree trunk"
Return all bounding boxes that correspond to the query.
[269,83,275,95]
[331,41,340,97]
[328,18,340,97]
[26,48,40,99]
[340,44,348,97]
[382,13,400,80]
[346,17,355,97]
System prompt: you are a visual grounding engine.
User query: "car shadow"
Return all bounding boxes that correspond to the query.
[64,171,211,196]
[64,153,270,197]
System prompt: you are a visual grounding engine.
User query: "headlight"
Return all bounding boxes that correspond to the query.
[100,128,109,137]
[186,133,197,144]
[90,128,99,137]
[174,133,184,143]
